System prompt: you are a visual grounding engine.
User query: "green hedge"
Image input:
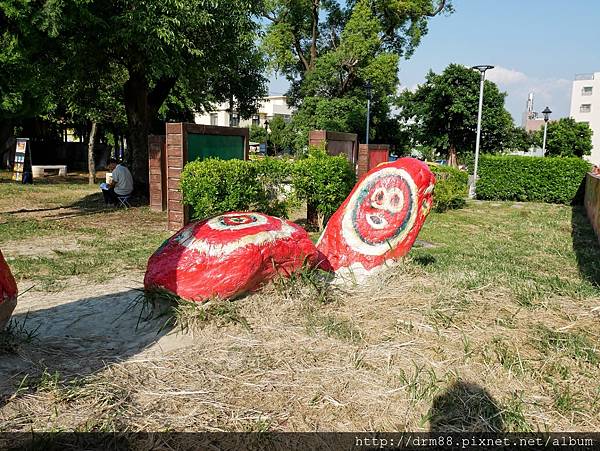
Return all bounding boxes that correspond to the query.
[292,146,356,221]
[476,155,591,204]
[180,150,355,222]
[428,164,468,212]
[180,158,294,219]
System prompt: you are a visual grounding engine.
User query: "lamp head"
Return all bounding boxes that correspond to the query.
[472,65,495,73]
[542,106,552,122]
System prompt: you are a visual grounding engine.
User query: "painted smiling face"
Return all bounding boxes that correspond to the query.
[317,157,435,275]
[344,167,418,256]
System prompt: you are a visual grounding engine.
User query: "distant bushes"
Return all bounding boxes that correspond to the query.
[181,158,294,219]
[181,147,355,222]
[428,164,468,212]
[292,146,356,226]
[476,155,591,204]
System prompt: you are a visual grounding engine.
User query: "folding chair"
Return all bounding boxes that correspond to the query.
[117,194,132,209]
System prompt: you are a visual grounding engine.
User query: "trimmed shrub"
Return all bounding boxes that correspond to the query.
[292,146,356,228]
[476,155,591,204]
[181,157,294,220]
[428,164,468,212]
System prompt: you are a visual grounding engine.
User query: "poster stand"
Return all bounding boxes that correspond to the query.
[12,138,33,184]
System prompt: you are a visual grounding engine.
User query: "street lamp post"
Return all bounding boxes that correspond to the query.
[541,106,552,156]
[469,65,494,199]
[365,80,372,145]
[264,119,270,156]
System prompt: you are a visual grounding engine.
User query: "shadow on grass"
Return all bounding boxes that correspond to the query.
[571,206,600,287]
[428,381,504,432]
[3,192,148,219]
[0,289,173,411]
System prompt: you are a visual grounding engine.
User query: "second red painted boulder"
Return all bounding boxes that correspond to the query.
[144,212,328,302]
[316,158,435,280]
[0,250,18,330]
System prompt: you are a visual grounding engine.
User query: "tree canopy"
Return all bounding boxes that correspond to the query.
[262,0,453,149]
[534,118,592,158]
[397,63,515,165]
[1,0,268,186]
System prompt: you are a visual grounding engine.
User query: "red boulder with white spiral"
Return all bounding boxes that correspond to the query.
[316,158,435,280]
[0,250,18,330]
[144,212,328,302]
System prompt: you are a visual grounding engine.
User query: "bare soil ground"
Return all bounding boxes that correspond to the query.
[0,172,599,432]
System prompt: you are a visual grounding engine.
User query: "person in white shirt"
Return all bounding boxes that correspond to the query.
[101,158,134,206]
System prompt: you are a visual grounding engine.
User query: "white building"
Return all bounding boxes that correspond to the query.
[194,95,293,128]
[569,72,600,165]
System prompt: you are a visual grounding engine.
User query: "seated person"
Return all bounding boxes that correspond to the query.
[101,158,134,206]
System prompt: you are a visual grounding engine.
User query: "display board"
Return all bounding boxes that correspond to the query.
[187,134,245,162]
[12,138,32,183]
[163,123,249,231]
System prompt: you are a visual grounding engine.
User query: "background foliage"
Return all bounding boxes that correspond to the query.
[476,155,591,204]
[181,158,294,219]
[533,118,593,158]
[262,0,453,153]
[397,64,515,166]
[292,146,356,224]
[428,164,468,212]
[181,148,356,224]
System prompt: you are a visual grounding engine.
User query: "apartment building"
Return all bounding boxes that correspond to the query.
[569,72,600,164]
[194,95,293,129]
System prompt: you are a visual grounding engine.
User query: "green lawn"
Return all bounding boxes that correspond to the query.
[0,173,599,432]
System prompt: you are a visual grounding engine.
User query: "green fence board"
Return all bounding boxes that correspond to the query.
[187,134,245,162]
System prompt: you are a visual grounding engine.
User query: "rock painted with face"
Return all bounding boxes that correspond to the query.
[0,250,18,331]
[144,212,328,302]
[316,158,435,280]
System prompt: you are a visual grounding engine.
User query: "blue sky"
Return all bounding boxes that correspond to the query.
[269,0,600,123]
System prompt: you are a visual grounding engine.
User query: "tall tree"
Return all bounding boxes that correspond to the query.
[0,3,55,166]
[14,0,267,188]
[262,0,452,146]
[397,64,514,166]
[533,118,592,158]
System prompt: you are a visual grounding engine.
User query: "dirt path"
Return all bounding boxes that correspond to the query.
[1,276,195,406]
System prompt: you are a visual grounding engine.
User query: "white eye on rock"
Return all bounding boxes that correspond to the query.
[385,187,404,213]
[370,187,387,210]
[370,187,404,213]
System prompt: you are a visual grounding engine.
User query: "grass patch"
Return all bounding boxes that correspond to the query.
[305,311,363,343]
[142,289,251,333]
[532,324,598,364]
[398,363,441,405]
[0,314,39,354]
[2,178,600,432]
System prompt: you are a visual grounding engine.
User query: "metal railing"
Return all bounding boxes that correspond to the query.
[575,73,595,80]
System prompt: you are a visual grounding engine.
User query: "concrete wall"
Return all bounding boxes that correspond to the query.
[357,144,389,179]
[309,130,359,166]
[585,172,600,242]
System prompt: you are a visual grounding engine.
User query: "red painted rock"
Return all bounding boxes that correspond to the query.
[144,212,328,302]
[0,250,18,330]
[317,158,435,279]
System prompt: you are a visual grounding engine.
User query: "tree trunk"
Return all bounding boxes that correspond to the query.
[124,71,150,189]
[307,201,319,231]
[123,69,177,195]
[87,121,98,185]
[309,0,320,69]
[0,121,14,170]
[448,144,458,168]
